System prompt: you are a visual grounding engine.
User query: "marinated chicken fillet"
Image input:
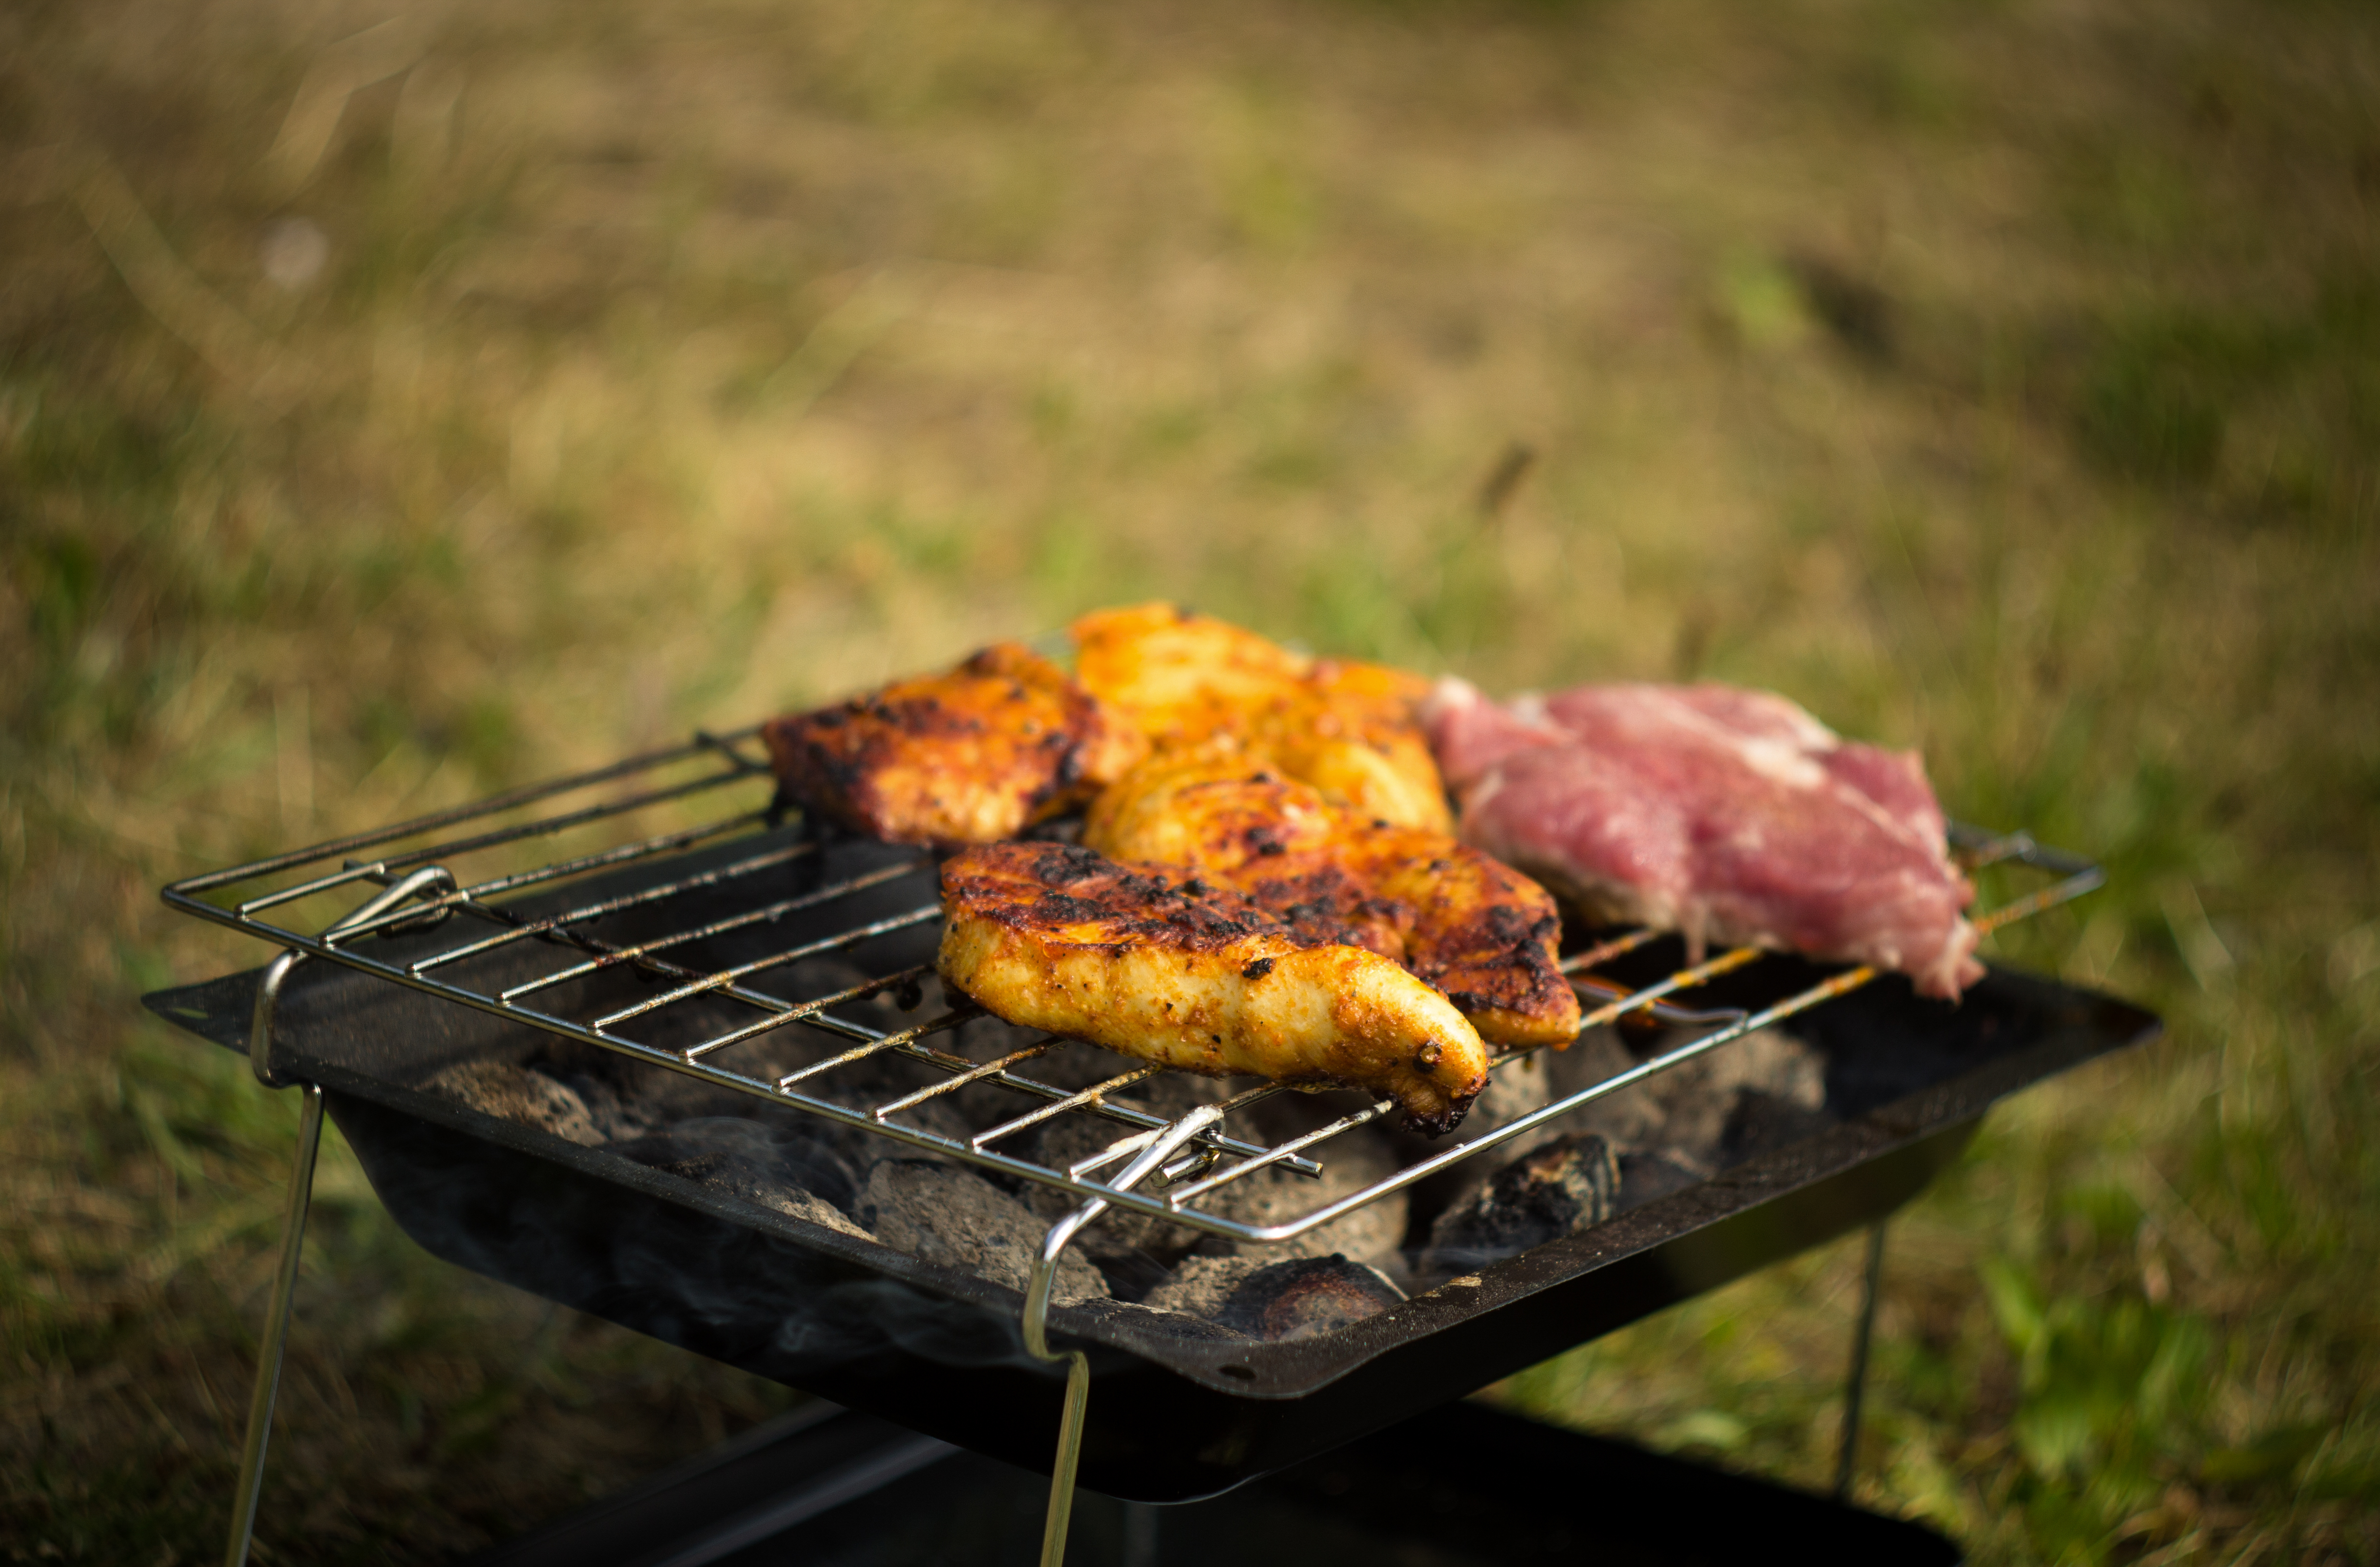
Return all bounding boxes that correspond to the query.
[1071,603,1453,833]
[1083,751,1580,1049]
[763,643,1145,847]
[1426,679,1984,1000]
[937,842,1489,1134]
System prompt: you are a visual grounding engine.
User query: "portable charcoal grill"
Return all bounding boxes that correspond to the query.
[146,723,2155,1567]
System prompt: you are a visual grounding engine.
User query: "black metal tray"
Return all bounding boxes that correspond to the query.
[146,914,2156,1503]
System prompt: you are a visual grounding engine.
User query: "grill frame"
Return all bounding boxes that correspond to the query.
[154,723,2151,1555]
[160,725,2105,1247]
[145,906,2156,1500]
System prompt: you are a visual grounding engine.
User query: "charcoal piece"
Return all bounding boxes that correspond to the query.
[1614,1148,1709,1211]
[1539,1028,1665,1146]
[606,1118,868,1239]
[541,1066,665,1143]
[1211,1256,1406,1342]
[859,1160,1109,1304]
[1139,1255,1265,1319]
[1472,1051,1554,1124]
[1191,1157,1407,1268]
[1015,1076,1230,1262]
[422,1058,603,1146]
[1544,1026,1827,1170]
[1017,1084,1406,1269]
[819,1086,976,1171]
[1423,1134,1618,1270]
[1185,1111,1406,1267]
[530,1039,776,1135]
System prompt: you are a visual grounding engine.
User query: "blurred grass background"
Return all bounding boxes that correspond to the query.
[3,0,2376,1560]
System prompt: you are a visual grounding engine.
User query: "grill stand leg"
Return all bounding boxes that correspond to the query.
[224,868,459,1567]
[224,1081,324,1567]
[1834,1221,1888,1501]
[1121,1502,1159,1567]
[1022,1107,1225,1567]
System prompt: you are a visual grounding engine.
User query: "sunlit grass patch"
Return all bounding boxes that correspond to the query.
[4,0,2376,1560]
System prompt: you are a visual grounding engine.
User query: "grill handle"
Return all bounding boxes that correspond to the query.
[246,865,458,1088]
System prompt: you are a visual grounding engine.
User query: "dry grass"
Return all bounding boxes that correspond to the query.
[3,0,2377,1560]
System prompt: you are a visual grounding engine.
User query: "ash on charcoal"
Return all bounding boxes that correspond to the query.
[801,1064,978,1173]
[1141,1253,1406,1341]
[1011,1080,1407,1272]
[860,1160,1109,1304]
[422,1058,604,1147]
[1545,1025,1829,1171]
[532,1025,979,1178]
[1209,1256,1406,1342]
[1383,1047,1561,1231]
[525,1039,781,1141]
[1139,1255,1265,1319]
[1397,1051,1555,1166]
[1013,1076,1229,1265]
[1186,1101,1407,1267]
[1187,1147,1406,1268]
[606,1118,870,1240]
[1423,1133,1618,1271]
[537,1066,665,1143]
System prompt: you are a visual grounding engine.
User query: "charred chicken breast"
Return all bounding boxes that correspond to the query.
[763,643,1145,847]
[1070,603,1453,833]
[937,841,1490,1134]
[1082,750,1580,1049]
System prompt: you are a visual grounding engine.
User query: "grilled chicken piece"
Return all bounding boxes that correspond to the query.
[1071,603,1452,832]
[938,842,1489,1134]
[763,643,1146,847]
[1082,751,1580,1049]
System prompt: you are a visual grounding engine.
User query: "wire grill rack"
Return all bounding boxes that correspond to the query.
[165,724,2103,1247]
[168,720,2105,1567]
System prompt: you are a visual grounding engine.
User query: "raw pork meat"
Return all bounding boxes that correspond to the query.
[1423,679,1983,1000]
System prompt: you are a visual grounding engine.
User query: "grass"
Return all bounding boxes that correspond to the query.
[3,0,2376,1560]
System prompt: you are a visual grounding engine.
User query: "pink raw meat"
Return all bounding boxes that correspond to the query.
[1424,679,1983,1000]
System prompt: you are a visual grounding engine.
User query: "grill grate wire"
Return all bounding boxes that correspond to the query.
[165,725,2103,1247]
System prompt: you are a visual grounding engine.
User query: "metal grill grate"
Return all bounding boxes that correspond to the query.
[164,724,2104,1248]
[170,718,2111,1567]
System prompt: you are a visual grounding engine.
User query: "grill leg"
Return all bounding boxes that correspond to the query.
[1834,1221,1888,1501]
[1038,1349,1092,1567]
[223,1081,325,1567]
[1121,1500,1160,1567]
[1021,1107,1224,1567]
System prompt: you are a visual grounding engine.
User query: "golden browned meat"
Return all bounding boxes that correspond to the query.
[1082,751,1581,1049]
[763,643,1146,847]
[1070,603,1452,832]
[937,842,1489,1134]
